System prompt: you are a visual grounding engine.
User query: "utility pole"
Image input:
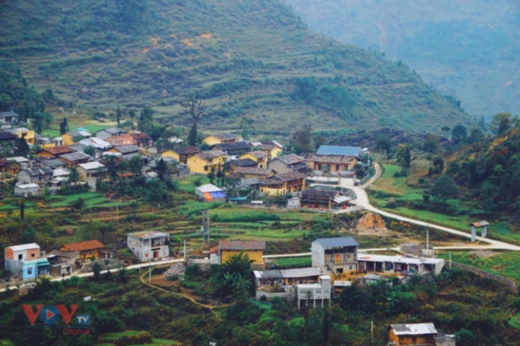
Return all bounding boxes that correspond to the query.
[116,202,119,223]
[183,239,186,261]
[148,255,151,282]
[449,252,452,268]
[426,229,429,250]
[201,210,210,245]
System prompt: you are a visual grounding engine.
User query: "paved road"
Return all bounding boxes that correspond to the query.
[342,164,520,251]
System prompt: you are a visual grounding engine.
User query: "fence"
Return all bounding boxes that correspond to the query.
[451,262,518,293]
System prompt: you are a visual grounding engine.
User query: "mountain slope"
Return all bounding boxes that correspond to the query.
[0,0,473,134]
[284,0,520,119]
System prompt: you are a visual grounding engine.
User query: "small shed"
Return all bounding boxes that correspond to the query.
[14,183,40,197]
[195,184,226,202]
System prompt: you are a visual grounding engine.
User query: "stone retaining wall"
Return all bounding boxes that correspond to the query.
[451,262,518,293]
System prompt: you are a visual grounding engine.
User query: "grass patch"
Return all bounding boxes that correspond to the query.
[438,251,520,285]
[176,176,210,193]
[271,256,311,268]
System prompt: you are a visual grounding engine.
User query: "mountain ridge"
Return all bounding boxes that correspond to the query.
[0,0,473,135]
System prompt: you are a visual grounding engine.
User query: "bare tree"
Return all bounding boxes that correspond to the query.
[180,95,206,146]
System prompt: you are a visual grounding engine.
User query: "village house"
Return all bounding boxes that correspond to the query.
[388,323,445,346]
[61,130,91,145]
[60,240,105,260]
[47,249,80,276]
[96,127,128,140]
[317,145,364,158]
[195,183,226,202]
[259,172,306,195]
[0,111,20,124]
[257,143,283,159]
[59,151,91,167]
[127,231,170,262]
[300,189,350,210]
[268,154,307,174]
[0,131,19,145]
[17,167,53,184]
[302,153,358,172]
[228,158,257,173]
[240,151,269,168]
[217,240,265,264]
[6,127,35,144]
[130,131,152,147]
[297,276,332,309]
[357,254,445,276]
[234,167,274,180]
[202,132,239,146]
[312,236,359,274]
[0,158,21,176]
[161,146,201,164]
[107,144,141,156]
[210,141,251,156]
[6,156,30,169]
[79,137,112,152]
[4,243,50,280]
[37,158,68,170]
[187,150,226,174]
[77,162,107,180]
[14,183,41,197]
[36,146,75,159]
[106,134,135,146]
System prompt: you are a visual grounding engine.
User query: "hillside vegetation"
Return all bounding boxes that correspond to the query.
[285,0,520,118]
[0,0,473,135]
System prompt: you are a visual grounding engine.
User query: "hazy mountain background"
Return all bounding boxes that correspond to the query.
[0,0,473,135]
[285,0,520,119]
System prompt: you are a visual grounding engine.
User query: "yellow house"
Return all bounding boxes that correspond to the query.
[187,150,226,174]
[234,167,274,180]
[302,153,358,172]
[240,151,269,168]
[9,127,35,144]
[219,240,265,264]
[388,323,438,346]
[259,172,306,195]
[202,132,239,146]
[61,130,91,146]
[258,143,283,159]
[61,240,105,260]
[161,146,201,164]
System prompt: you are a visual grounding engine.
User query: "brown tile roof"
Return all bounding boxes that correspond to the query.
[209,133,239,141]
[229,159,257,167]
[260,172,306,185]
[62,240,105,252]
[131,132,151,140]
[276,154,305,165]
[301,153,356,164]
[244,151,268,160]
[258,144,277,151]
[107,134,134,145]
[172,146,202,155]
[219,240,265,251]
[234,167,272,175]
[43,146,75,155]
[196,150,225,160]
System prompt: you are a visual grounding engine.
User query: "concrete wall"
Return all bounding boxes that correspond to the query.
[311,241,325,267]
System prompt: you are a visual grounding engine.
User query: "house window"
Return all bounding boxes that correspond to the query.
[336,165,339,171]
[31,253,35,257]
[18,254,23,261]
[412,337,417,343]
[204,166,208,171]
[28,267,33,275]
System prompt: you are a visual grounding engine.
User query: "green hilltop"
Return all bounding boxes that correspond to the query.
[0,0,473,135]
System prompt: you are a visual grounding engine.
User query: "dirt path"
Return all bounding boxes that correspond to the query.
[139,270,230,321]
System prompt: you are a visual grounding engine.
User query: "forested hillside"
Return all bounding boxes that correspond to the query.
[0,0,473,135]
[285,0,520,118]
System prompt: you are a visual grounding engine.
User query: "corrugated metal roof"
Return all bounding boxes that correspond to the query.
[390,323,437,336]
[8,243,40,251]
[317,145,362,157]
[196,184,223,193]
[314,237,359,248]
[254,267,322,279]
[219,240,265,251]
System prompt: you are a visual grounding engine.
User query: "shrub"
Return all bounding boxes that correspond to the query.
[386,200,398,209]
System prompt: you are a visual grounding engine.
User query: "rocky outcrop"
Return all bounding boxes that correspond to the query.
[356,212,388,234]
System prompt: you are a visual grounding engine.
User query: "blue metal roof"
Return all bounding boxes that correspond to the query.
[317,145,362,157]
[315,236,359,248]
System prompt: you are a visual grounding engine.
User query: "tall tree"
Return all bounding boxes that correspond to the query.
[291,125,313,154]
[156,158,168,180]
[83,145,95,157]
[180,95,206,146]
[138,106,154,133]
[129,156,143,175]
[19,202,25,220]
[14,135,30,157]
[59,118,69,135]
[376,135,392,158]
[430,175,458,203]
[116,106,122,126]
[395,144,411,168]
[451,124,467,143]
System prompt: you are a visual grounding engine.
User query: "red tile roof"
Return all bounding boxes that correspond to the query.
[131,132,151,140]
[62,240,105,252]
[43,146,75,155]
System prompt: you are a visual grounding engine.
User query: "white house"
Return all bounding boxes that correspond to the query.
[127,231,170,262]
[14,183,41,197]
